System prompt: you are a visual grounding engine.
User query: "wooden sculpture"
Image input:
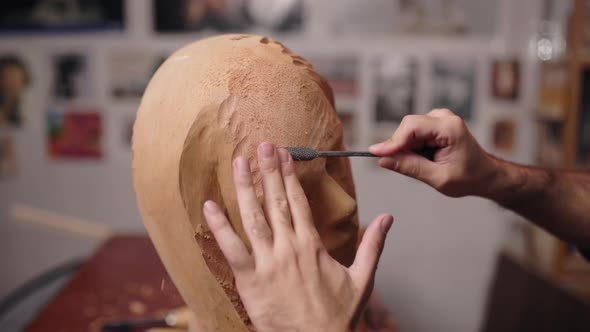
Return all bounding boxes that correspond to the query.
[132,34,360,331]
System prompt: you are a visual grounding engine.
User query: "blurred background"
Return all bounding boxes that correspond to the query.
[0,0,589,331]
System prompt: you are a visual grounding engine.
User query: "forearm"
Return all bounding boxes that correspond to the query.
[479,156,590,247]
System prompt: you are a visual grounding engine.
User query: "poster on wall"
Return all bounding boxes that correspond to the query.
[108,50,167,101]
[491,59,520,101]
[492,119,516,152]
[52,53,90,100]
[47,105,102,159]
[0,1,124,33]
[0,133,17,179]
[154,0,303,33]
[431,57,476,120]
[374,56,417,123]
[0,55,30,128]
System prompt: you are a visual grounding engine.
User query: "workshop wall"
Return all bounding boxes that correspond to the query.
[0,1,542,331]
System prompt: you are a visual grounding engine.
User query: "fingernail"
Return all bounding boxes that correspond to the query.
[381,215,393,233]
[278,148,290,164]
[204,200,219,214]
[258,142,274,160]
[369,143,383,152]
[234,157,250,175]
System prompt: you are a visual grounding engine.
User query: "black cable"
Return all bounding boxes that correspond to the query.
[0,259,84,318]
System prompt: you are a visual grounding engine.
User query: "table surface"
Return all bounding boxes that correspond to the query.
[24,235,185,332]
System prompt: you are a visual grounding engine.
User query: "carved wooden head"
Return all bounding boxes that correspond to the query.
[132,34,358,331]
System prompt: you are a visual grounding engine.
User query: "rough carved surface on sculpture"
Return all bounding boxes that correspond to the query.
[132,34,359,331]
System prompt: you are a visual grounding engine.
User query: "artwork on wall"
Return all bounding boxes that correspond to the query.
[491,59,520,101]
[154,0,303,33]
[492,119,516,152]
[52,53,90,100]
[0,132,17,179]
[0,55,30,128]
[108,50,166,101]
[0,1,124,33]
[374,56,417,123]
[47,105,102,159]
[431,57,476,120]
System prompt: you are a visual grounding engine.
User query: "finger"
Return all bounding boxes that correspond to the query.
[278,148,316,235]
[349,214,393,288]
[233,156,273,253]
[427,108,454,118]
[258,142,294,239]
[378,151,438,184]
[203,200,254,272]
[368,115,439,156]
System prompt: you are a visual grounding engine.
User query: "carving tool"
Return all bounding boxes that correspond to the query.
[284,146,436,161]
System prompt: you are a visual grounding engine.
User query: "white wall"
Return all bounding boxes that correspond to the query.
[0,1,542,331]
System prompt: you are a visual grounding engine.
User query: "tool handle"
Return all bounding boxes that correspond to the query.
[319,147,436,161]
[318,151,375,157]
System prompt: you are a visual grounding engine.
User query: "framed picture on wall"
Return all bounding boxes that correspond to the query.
[51,53,91,100]
[108,49,167,101]
[491,58,520,101]
[374,55,417,123]
[431,57,476,121]
[0,54,30,128]
[154,0,303,33]
[0,1,124,33]
[46,105,102,160]
[492,118,516,152]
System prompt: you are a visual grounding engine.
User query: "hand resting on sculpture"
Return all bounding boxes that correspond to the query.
[202,142,394,332]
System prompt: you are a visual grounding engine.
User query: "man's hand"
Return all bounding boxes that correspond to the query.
[202,142,393,332]
[369,109,497,197]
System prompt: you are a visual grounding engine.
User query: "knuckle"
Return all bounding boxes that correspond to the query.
[447,115,464,130]
[303,238,322,257]
[281,162,295,176]
[399,115,413,129]
[289,191,309,206]
[236,174,252,188]
[247,210,271,238]
[278,247,298,270]
[270,195,289,212]
[402,162,421,178]
[260,162,278,174]
[440,108,454,115]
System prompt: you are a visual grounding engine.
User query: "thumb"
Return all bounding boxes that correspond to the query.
[349,214,393,289]
[378,151,438,184]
